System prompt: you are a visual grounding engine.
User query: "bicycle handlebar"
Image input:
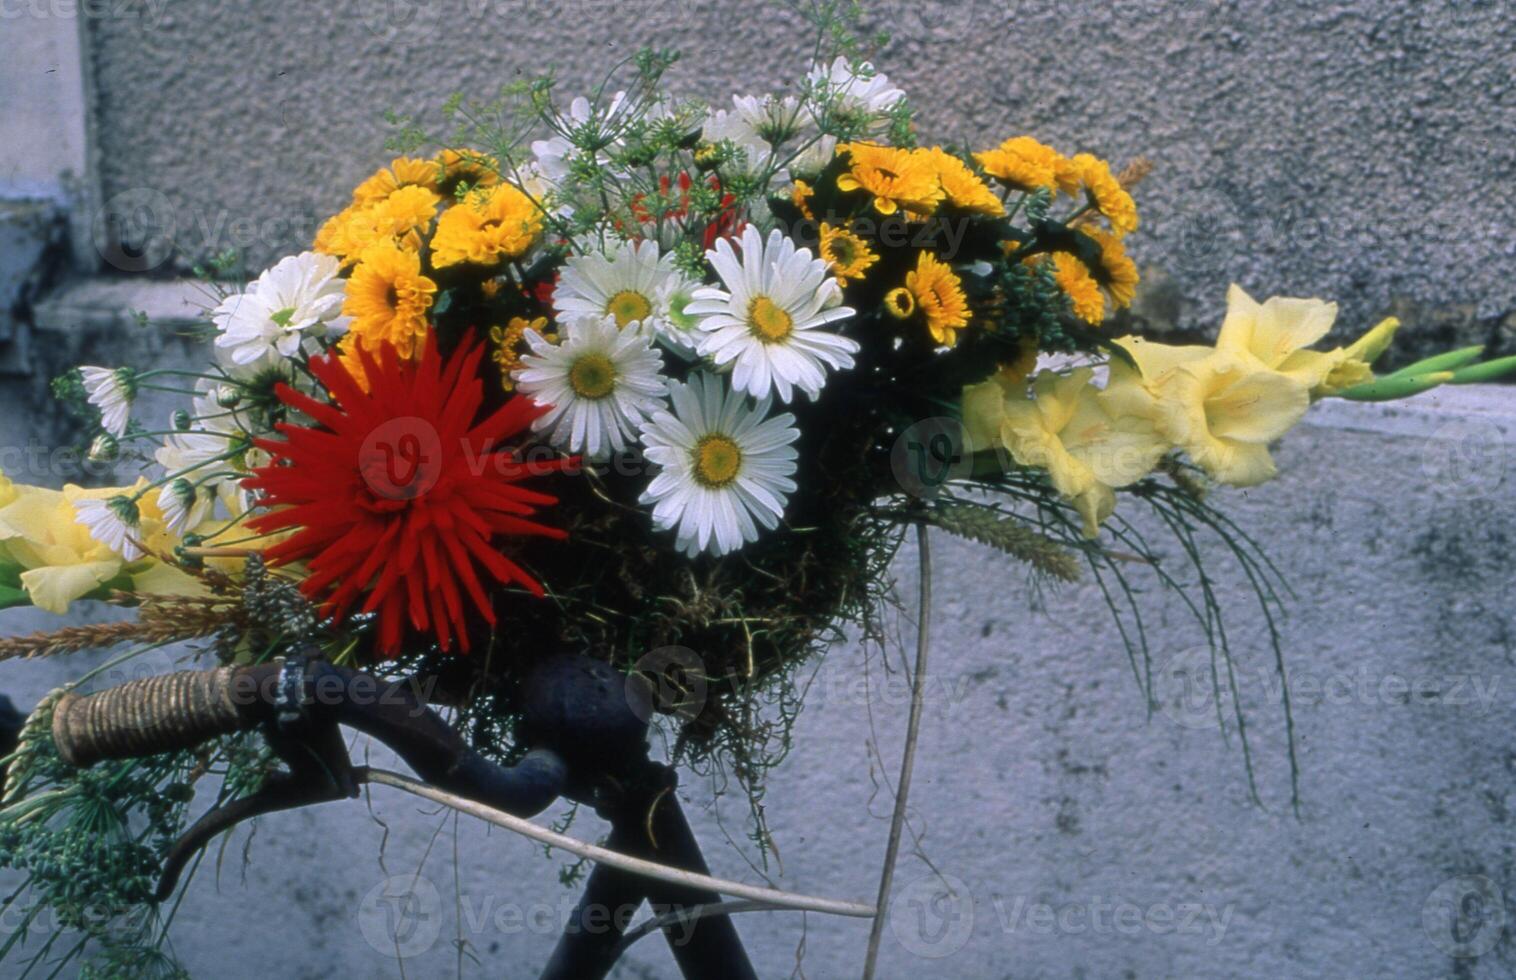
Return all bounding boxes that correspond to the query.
[50,658,571,819]
[52,667,248,767]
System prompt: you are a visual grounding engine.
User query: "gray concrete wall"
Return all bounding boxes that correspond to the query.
[77,0,1516,348]
[0,384,1513,978]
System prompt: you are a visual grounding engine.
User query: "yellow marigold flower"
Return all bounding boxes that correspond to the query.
[906,251,971,346]
[973,136,1062,193]
[999,367,1168,538]
[314,185,441,265]
[431,183,544,268]
[353,157,441,205]
[489,316,551,392]
[819,222,879,285]
[1071,153,1139,236]
[1051,252,1105,325]
[435,148,500,196]
[1086,229,1140,308]
[791,179,815,220]
[836,143,944,216]
[926,147,1004,216]
[342,243,437,362]
[1052,154,1083,197]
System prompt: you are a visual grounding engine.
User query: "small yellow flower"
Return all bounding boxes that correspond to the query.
[1086,229,1139,308]
[342,243,437,361]
[906,252,972,346]
[925,147,1004,216]
[973,136,1063,193]
[884,287,916,319]
[836,143,944,216]
[431,183,545,268]
[1071,153,1139,236]
[1050,252,1105,325]
[489,316,552,392]
[819,222,879,285]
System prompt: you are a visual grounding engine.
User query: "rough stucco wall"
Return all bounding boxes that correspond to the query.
[84,0,1516,346]
[0,387,1513,978]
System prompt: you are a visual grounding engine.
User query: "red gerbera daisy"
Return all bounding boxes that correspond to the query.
[244,337,575,656]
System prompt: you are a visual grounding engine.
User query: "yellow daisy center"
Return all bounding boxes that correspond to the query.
[692,434,742,488]
[884,287,916,319]
[606,289,653,329]
[748,295,794,342]
[568,352,617,399]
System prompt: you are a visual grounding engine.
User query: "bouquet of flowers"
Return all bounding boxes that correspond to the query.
[1,6,1510,974]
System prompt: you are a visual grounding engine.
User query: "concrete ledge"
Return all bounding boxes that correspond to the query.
[31,277,212,334]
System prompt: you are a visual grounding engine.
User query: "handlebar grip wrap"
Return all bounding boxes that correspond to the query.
[51,667,245,767]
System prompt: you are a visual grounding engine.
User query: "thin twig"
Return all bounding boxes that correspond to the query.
[358,767,875,919]
[861,523,932,979]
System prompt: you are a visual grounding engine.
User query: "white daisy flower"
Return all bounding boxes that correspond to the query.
[638,372,799,558]
[157,478,211,535]
[702,106,786,181]
[212,251,347,368]
[686,224,859,403]
[513,315,669,458]
[553,238,693,344]
[155,385,253,524]
[808,56,906,116]
[731,94,804,142]
[79,366,136,436]
[74,495,145,561]
[531,90,667,186]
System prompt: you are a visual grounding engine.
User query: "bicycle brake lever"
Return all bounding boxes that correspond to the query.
[156,711,360,901]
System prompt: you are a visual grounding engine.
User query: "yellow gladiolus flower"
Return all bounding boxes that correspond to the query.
[0,479,193,612]
[1318,316,1401,396]
[1215,283,1340,389]
[998,368,1169,537]
[1115,337,1309,487]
